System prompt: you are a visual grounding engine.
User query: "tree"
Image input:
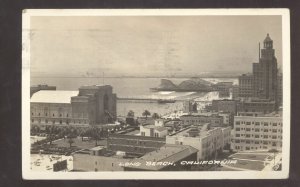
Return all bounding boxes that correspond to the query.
[152,113,160,119]
[127,110,135,118]
[142,110,151,119]
[67,136,74,148]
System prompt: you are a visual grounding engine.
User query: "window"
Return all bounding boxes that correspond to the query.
[45,119,48,123]
[60,120,62,124]
[141,132,145,136]
[236,128,240,131]
[45,113,47,116]
[38,113,40,116]
[264,122,268,126]
[60,114,62,117]
[255,141,259,144]
[255,128,260,132]
[263,135,268,139]
[53,114,55,117]
[246,140,250,144]
[255,135,259,138]
[31,119,34,123]
[246,122,251,125]
[255,122,260,126]
[246,134,250,138]
[264,129,268,132]
[236,121,240,125]
[31,112,34,116]
[272,123,277,126]
[272,129,277,133]
[246,128,251,131]
[235,134,240,137]
[235,140,240,143]
[272,135,277,139]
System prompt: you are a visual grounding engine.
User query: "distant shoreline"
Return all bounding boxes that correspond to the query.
[31,75,240,79]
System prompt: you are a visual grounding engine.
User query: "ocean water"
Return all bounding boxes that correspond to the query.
[31,77,238,117]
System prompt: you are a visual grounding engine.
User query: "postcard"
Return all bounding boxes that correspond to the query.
[22,9,290,179]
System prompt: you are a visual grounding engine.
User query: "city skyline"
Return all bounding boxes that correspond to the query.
[30,16,282,77]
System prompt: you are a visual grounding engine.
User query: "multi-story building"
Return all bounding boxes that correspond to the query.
[166,124,231,160]
[238,74,253,98]
[237,98,276,114]
[107,134,165,156]
[231,85,240,100]
[232,113,282,151]
[180,114,224,127]
[277,74,283,107]
[238,34,279,105]
[252,34,278,101]
[211,99,237,115]
[30,85,117,127]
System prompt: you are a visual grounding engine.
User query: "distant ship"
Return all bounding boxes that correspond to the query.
[157,99,176,104]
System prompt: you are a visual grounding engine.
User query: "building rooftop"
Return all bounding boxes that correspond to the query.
[30,90,79,104]
[142,125,167,132]
[125,144,198,170]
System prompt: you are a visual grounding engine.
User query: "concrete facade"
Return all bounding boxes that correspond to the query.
[166,125,230,160]
[232,114,282,151]
[30,85,117,126]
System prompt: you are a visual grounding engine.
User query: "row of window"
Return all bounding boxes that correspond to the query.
[235,128,281,133]
[235,144,279,150]
[31,119,88,124]
[235,134,281,139]
[235,121,281,126]
[31,113,69,117]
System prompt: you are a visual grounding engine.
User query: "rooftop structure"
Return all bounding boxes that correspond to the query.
[31,90,79,104]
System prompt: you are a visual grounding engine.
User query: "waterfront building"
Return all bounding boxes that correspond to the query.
[140,124,168,138]
[30,85,117,127]
[238,74,253,98]
[231,85,240,100]
[211,99,237,115]
[183,100,197,113]
[124,144,198,171]
[252,34,278,101]
[238,34,279,105]
[107,134,165,156]
[30,84,56,97]
[180,114,224,127]
[166,124,231,160]
[231,113,282,151]
[237,98,276,114]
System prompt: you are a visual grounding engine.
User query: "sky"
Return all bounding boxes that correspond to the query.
[29,16,282,77]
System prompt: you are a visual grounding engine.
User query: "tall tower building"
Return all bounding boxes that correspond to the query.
[252,34,278,101]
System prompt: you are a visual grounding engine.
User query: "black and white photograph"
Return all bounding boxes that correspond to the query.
[22,9,290,179]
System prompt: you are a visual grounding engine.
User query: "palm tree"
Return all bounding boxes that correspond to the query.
[152,113,160,119]
[67,136,74,148]
[142,110,151,119]
[127,110,135,118]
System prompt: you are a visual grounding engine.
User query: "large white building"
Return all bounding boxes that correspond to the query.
[232,113,282,151]
[166,124,231,160]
